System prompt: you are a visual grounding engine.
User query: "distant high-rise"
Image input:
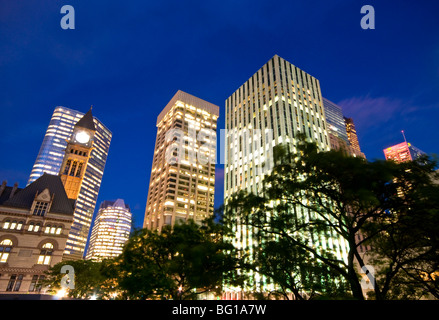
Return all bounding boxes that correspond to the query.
[143,90,219,231]
[28,107,112,259]
[86,199,131,261]
[323,98,351,154]
[224,55,349,297]
[344,117,366,158]
[383,141,425,163]
[323,98,349,143]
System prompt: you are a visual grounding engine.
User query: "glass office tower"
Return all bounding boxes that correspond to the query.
[224,55,349,297]
[143,90,219,231]
[28,107,112,259]
[322,98,349,143]
[86,199,132,261]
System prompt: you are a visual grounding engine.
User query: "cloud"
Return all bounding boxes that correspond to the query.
[337,95,409,129]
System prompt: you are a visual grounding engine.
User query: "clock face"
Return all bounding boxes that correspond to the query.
[75,131,90,144]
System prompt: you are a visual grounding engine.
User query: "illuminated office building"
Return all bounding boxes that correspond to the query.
[28,107,112,260]
[344,117,366,158]
[224,55,349,296]
[86,199,131,261]
[143,90,219,231]
[383,141,425,163]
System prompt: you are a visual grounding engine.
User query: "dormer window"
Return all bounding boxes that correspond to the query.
[33,201,48,216]
[31,188,53,217]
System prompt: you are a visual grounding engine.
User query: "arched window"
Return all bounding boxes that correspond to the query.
[63,159,72,174]
[69,161,77,176]
[2,220,10,229]
[29,223,42,232]
[0,239,13,263]
[44,225,61,234]
[10,221,17,230]
[44,225,51,234]
[75,162,83,177]
[38,243,53,265]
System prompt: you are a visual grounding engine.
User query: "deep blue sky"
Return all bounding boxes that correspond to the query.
[1,0,438,229]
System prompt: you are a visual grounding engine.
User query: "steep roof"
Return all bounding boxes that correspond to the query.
[75,108,96,131]
[1,173,75,215]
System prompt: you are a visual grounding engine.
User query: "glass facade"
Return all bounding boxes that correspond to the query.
[322,98,349,144]
[28,106,112,259]
[144,91,219,231]
[86,199,131,261]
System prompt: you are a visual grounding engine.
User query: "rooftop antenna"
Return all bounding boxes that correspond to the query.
[401,130,407,143]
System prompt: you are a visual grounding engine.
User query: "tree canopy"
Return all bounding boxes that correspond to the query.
[223,135,439,300]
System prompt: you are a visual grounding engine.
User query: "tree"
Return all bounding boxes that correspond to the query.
[223,134,439,299]
[114,216,244,300]
[43,259,113,299]
[366,156,439,299]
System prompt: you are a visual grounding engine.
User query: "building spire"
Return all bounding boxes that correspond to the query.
[401,130,407,143]
[74,108,96,131]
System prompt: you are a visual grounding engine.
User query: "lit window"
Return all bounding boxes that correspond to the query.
[2,220,10,229]
[37,243,53,265]
[0,239,13,263]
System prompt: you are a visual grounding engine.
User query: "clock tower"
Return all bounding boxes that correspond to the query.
[59,108,96,200]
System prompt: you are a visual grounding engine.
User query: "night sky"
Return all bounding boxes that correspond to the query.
[1,0,438,229]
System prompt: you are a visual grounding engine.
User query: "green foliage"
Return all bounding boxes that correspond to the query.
[223,134,439,300]
[114,218,243,300]
[43,259,114,299]
[43,216,244,300]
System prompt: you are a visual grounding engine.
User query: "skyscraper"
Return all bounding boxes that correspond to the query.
[224,55,349,295]
[322,98,349,144]
[225,55,331,199]
[344,117,366,158]
[143,90,219,231]
[383,141,425,163]
[28,107,112,260]
[86,199,131,261]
